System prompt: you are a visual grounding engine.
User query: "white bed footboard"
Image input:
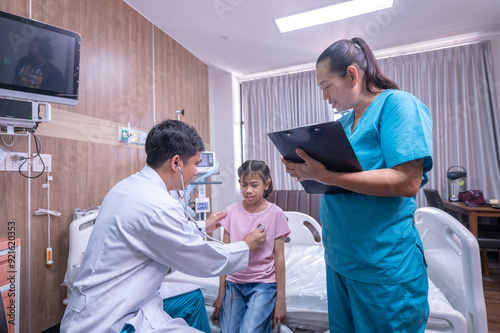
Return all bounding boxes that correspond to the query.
[415,207,488,333]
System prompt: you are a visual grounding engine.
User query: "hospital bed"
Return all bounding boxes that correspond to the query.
[164,209,488,333]
[63,207,487,333]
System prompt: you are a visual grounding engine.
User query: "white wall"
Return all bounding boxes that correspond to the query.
[208,69,243,216]
[209,32,500,213]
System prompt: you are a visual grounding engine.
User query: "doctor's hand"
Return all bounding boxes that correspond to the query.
[280,149,327,183]
[205,211,227,233]
[243,228,266,251]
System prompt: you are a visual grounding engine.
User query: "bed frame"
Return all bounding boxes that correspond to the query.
[63,203,488,333]
[267,190,321,224]
[415,207,488,333]
[62,208,98,305]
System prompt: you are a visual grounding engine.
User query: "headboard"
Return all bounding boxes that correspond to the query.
[267,190,321,224]
[63,208,98,304]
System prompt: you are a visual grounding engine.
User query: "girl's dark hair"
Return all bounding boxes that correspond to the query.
[316,37,399,92]
[145,119,205,169]
[237,160,273,199]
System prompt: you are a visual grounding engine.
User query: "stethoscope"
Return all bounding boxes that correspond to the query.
[177,164,225,245]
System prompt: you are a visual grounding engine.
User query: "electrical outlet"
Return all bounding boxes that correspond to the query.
[33,153,52,172]
[118,126,129,142]
[138,131,148,145]
[5,152,28,172]
[129,130,139,144]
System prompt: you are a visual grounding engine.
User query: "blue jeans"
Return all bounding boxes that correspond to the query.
[220,281,276,333]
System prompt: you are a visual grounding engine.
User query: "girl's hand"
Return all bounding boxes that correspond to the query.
[211,296,223,324]
[280,149,327,183]
[271,297,287,332]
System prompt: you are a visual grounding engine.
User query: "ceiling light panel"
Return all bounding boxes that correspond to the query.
[275,0,395,33]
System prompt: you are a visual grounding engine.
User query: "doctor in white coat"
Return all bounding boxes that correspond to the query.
[61,120,266,332]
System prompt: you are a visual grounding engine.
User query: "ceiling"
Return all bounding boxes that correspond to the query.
[123,0,500,77]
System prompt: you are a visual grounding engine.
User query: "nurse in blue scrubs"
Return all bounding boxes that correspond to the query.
[281,37,433,333]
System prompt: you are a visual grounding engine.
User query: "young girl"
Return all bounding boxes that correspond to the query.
[212,160,290,333]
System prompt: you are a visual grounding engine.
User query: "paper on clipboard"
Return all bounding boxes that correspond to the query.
[268,121,362,194]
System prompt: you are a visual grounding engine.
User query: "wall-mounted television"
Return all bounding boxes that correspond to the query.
[0,10,81,106]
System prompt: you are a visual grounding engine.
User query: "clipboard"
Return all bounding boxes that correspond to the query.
[268,121,362,194]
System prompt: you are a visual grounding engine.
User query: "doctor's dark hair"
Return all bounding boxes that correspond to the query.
[316,37,399,93]
[237,160,273,199]
[145,119,205,169]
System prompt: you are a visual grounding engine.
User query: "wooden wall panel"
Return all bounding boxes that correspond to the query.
[0,0,210,332]
[154,26,210,143]
[29,136,145,330]
[0,137,29,333]
[32,0,155,130]
[0,0,28,17]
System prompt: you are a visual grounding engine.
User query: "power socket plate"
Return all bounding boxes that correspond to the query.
[33,153,52,172]
[118,127,129,142]
[5,152,28,172]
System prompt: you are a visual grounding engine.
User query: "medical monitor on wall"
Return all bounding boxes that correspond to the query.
[197,151,216,173]
[0,10,81,106]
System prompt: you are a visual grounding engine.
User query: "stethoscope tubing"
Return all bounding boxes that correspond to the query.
[178,166,225,245]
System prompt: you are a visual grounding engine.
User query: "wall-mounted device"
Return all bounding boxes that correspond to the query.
[0,10,81,106]
[195,197,210,223]
[0,97,51,132]
[197,151,216,173]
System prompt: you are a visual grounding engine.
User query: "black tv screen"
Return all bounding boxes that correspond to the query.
[0,10,81,105]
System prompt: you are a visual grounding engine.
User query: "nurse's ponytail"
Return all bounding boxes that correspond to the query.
[316,37,399,93]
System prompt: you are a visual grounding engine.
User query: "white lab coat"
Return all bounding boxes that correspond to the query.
[61,166,249,332]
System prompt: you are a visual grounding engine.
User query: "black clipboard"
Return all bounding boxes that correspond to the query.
[268,121,362,194]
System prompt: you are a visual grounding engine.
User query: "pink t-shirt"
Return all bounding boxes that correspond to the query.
[220,201,290,284]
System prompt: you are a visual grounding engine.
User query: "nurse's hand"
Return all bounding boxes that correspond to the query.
[280,149,327,183]
[243,229,266,251]
[205,211,227,232]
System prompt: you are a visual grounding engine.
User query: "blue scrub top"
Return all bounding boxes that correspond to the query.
[321,89,433,284]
